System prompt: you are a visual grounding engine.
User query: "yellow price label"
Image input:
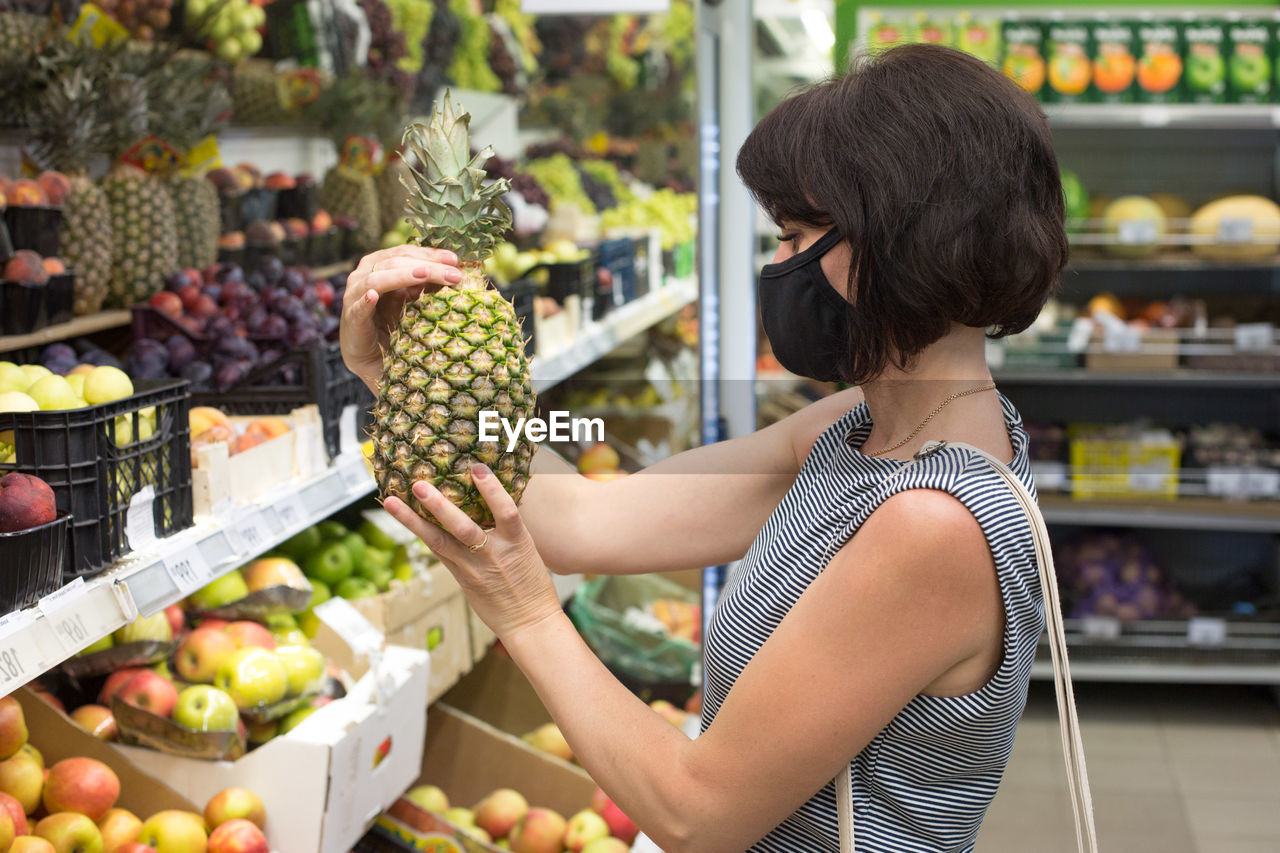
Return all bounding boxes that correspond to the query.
[184,135,222,176]
[68,3,129,47]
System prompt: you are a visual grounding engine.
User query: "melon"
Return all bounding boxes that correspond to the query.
[1189,194,1280,261]
[1102,196,1166,258]
[1148,193,1192,231]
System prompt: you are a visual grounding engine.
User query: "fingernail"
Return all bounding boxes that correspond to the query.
[471,464,490,480]
[444,268,463,283]
[412,266,429,278]
[441,251,458,264]
[413,481,431,498]
[365,291,376,303]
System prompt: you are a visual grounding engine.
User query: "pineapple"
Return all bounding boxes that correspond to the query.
[372,93,534,527]
[319,165,381,251]
[23,41,116,315]
[376,152,412,234]
[231,60,293,126]
[150,52,228,271]
[0,11,45,63]
[100,65,179,306]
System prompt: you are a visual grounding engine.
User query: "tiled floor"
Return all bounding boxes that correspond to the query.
[978,682,1280,852]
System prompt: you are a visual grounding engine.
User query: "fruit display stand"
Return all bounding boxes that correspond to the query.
[117,600,430,853]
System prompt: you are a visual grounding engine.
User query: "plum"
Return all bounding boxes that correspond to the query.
[259,256,285,285]
[180,361,214,389]
[44,357,78,376]
[39,343,77,368]
[259,315,289,338]
[246,270,267,291]
[286,325,322,349]
[201,284,222,303]
[279,268,306,291]
[322,315,340,338]
[245,306,270,331]
[80,348,123,369]
[206,316,236,340]
[213,361,247,389]
[165,335,198,371]
[214,335,258,363]
[215,264,245,285]
[165,270,193,293]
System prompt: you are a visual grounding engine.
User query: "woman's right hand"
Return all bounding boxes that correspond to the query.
[340,246,465,390]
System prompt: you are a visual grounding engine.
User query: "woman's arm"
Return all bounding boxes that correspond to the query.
[521,385,863,575]
[386,480,1005,853]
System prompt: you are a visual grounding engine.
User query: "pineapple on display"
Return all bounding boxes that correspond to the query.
[377,150,412,234]
[319,161,381,252]
[100,60,179,306]
[23,40,116,315]
[150,52,228,271]
[231,60,292,126]
[373,93,535,528]
[0,10,46,62]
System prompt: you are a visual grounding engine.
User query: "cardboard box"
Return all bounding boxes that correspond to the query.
[193,406,328,517]
[16,688,198,815]
[1086,328,1179,372]
[373,704,596,852]
[115,607,431,853]
[442,649,557,738]
[411,592,472,704]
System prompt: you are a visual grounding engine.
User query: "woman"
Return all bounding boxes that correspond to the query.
[341,45,1067,852]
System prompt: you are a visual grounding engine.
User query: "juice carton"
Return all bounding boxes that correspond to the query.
[955,12,1001,66]
[1045,15,1093,104]
[1225,13,1272,103]
[1182,14,1228,103]
[1135,15,1184,103]
[1090,15,1137,103]
[910,11,952,48]
[1001,15,1047,98]
[864,12,909,54]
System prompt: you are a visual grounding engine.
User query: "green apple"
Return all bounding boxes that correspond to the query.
[279,527,322,563]
[172,685,239,732]
[307,579,331,609]
[303,542,353,587]
[152,659,175,680]
[277,705,317,734]
[188,569,249,610]
[27,375,83,411]
[334,577,378,600]
[77,634,114,656]
[357,564,393,592]
[443,807,476,829]
[82,366,133,405]
[298,608,320,638]
[213,648,287,709]
[0,363,27,393]
[358,518,398,551]
[113,611,172,645]
[340,532,367,567]
[392,562,414,583]
[406,784,449,812]
[317,521,348,541]
[275,645,326,697]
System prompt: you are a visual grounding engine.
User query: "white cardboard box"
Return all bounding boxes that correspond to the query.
[115,603,430,853]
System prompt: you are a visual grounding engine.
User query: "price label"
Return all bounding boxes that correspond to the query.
[233,513,272,556]
[0,645,30,687]
[51,612,90,652]
[1233,322,1274,352]
[0,608,36,643]
[1218,217,1254,244]
[340,405,361,457]
[276,495,306,531]
[1139,106,1171,127]
[339,455,371,494]
[1102,323,1142,353]
[1081,616,1121,641]
[315,597,383,656]
[1116,219,1158,245]
[1207,466,1248,499]
[164,545,213,596]
[1244,467,1280,499]
[126,486,158,553]
[1187,617,1227,647]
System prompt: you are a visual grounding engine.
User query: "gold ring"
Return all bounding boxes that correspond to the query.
[370,261,379,273]
[468,533,488,553]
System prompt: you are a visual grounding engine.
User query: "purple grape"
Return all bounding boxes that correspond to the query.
[201,284,222,303]
[259,256,285,285]
[280,269,306,291]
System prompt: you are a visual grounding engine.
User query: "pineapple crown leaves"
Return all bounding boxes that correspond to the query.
[22,39,116,172]
[400,91,512,262]
[146,52,231,152]
[310,70,406,150]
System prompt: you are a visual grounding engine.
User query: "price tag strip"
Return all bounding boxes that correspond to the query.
[38,578,125,659]
[164,543,215,597]
[1187,617,1227,647]
[0,610,43,693]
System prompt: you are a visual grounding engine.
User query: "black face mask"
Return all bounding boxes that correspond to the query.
[758,229,852,383]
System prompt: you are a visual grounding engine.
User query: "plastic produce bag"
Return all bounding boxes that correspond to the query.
[568,575,700,691]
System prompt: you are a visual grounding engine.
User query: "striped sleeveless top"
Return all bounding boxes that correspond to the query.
[701,394,1044,852]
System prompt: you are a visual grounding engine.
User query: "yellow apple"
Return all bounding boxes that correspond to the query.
[96,809,141,853]
[82,367,133,406]
[135,811,206,853]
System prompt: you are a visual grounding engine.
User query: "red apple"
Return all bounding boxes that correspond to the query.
[35,812,103,853]
[312,282,334,308]
[136,810,207,853]
[197,619,229,632]
[98,669,147,706]
[148,292,183,320]
[163,605,184,637]
[115,845,156,853]
[509,808,566,853]
[206,820,265,853]
[190,295,219,319]
[176,284,203,312]
[0,697,28,761]
[42,757,120,821]
[183,269,204,287]
[0,473,57,534]
[10,836,57,853]
[174,628,236,685]
[68,706,116,742]
[97,808,141,853]
[202,789,265,831]
[222,623,274,651]
[31,689,64,713]
[0,790,28,834]
[116,671,178,718]
[589,790,637,844]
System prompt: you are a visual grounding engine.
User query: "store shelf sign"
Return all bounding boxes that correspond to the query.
[1187,617,1227,647]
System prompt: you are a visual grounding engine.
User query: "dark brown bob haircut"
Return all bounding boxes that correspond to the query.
[738,44,1068,385]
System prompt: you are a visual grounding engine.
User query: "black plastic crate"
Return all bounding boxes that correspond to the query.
[0,379,194,579]
[45,272,73,326]
[499,279,537,358]
[0,219,13,263]
[0,513,70,611]
[3,206,62,257]
[193,343,372,460]
[0,280,46,335]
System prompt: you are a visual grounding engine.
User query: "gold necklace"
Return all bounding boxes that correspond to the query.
[865,383,998,458]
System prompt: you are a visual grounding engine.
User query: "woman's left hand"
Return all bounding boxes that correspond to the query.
[383,464,563,641]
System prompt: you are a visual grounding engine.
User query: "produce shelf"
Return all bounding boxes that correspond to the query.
[0,452,374,698]
[531,275,698,390]
[1066,254,1280,273]
[1046,103,1280,130]
[993,369,1280,389]
[1033,618,1280,684]
[0,310,131,354]
[1038,494,1280,534]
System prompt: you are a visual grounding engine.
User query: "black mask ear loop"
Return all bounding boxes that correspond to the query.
[759,228,847,279]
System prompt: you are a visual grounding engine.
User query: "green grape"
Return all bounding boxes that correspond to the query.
[448,0,502,92]
[525,154,596,215]
[579,160,635,205]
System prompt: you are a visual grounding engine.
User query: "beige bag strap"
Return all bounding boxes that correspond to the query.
[836,440,1097,853]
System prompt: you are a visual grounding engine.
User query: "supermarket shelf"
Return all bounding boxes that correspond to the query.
[994,369,1280,389]
[0,310,132,353]
[1038,494,1280,534]
[530,276,697,390]
[0,452,374,698]
[1065,254,1280,273]
[1031,658,1280,685]
[1046,103,1280,130]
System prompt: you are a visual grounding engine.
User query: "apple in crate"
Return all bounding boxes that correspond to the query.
[0,748,43,814]
[0,697,27,761]
[564,809,609,852]
[474,788,527,840]
[187,570,249,611]
[175,628,237,683]
[508,808,566,853]
[116,672,178,718]
[404,785,448,813]
[207,820,266,853]
[242,558,310,594]
[97,807,142,853]
[113,612,172,645]
[11,839,57,853]
[163,605,184,637]
[223,622,275,651]
[43,757,120,821]
[0,791,26,835]
[581,839,629,853]
[172,686,239,733]
[203,789,265,831]
[590,789,637,844]
[98,668,147,705]
[0,473,57,533]
[136,811,208,853]
[274,645,325,697]
[69,706,117,742]
[213,649,287,709]
[33,813,103,853]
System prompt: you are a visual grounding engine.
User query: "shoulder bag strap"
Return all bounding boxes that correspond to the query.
[836,441,1098,853]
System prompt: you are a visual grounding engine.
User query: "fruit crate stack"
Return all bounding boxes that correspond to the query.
[1,175,77,333]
